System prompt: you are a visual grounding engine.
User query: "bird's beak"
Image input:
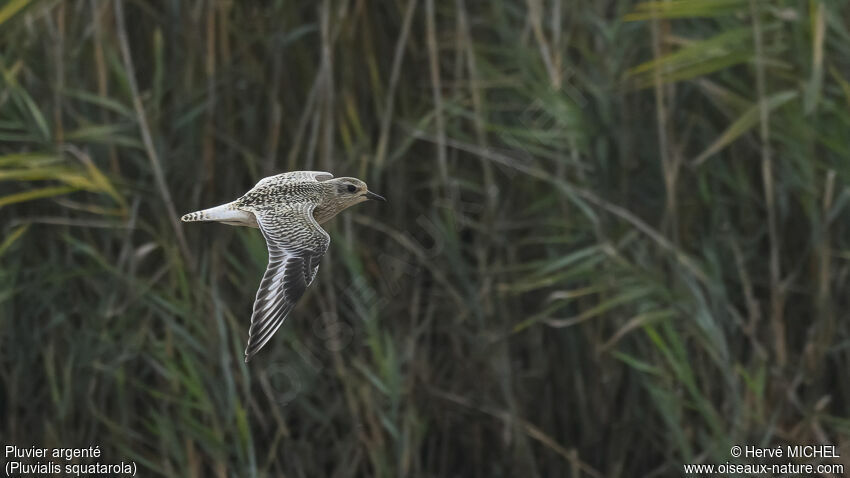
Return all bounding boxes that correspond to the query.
[364,191,386,202]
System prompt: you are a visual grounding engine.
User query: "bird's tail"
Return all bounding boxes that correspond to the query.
[181,202,245,223]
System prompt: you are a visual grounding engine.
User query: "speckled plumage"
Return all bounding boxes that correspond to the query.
[181,171,385,362]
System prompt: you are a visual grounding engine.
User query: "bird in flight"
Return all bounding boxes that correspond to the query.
[181,171,385,362]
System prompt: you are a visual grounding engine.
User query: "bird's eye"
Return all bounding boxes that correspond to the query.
[347,184,357,193]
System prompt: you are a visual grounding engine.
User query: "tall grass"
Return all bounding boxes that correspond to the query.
[2,0,849,476]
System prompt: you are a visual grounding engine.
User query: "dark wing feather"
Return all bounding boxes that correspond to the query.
[244,204,329,362]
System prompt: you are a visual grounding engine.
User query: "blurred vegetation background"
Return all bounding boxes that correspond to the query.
[2,0,850,476]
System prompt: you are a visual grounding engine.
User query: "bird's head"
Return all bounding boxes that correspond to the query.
[327,177,386,209]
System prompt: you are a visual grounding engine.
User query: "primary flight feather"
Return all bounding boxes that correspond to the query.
[181,171,385,362]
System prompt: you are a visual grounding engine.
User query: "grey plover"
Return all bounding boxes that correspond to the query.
[181,171,385,362]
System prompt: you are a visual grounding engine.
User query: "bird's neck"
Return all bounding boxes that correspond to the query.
[313,184,343,224]
[312,202,339,224]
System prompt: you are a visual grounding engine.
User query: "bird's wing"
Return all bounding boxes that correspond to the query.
[245,204,330,362]
[298,171,334,182]
[252,171,333,189]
